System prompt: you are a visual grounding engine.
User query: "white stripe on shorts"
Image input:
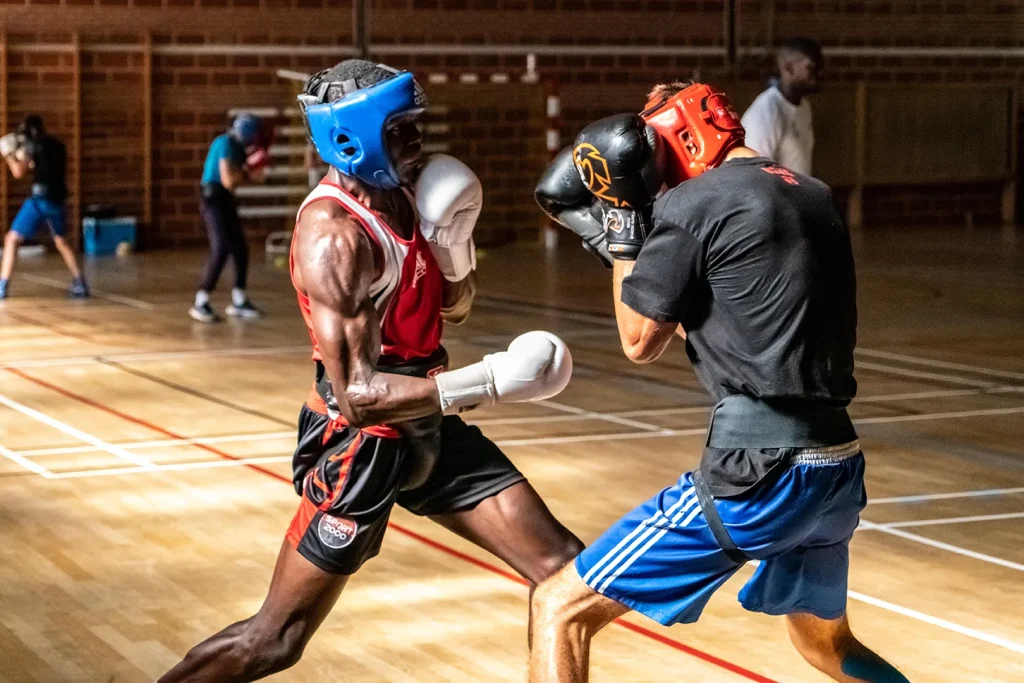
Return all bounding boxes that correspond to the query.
[585,490,700,590]
[597,503,705,593]
[581,487,696,585]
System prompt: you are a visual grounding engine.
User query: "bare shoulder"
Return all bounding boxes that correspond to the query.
[295,198,374,269]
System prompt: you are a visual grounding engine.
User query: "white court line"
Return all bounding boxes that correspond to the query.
[475,297,1024,391]
[15,430,296,458]
[858,520,1024,573]
[847,588,1024,656]
[0,443,54,478]
[47,455,292,479]
[852,406,1024,425]
[494,405,1024,448]
[855,361,997,388]
[1,345,309,369]
[537,400,665,431]
[857,348,1024,383]
[19,274,156,310]
[0,392,155,469]
[740,559,1024,656]
[15,391,1023,457]
[876,511,1024,529]
[869,487,1024,505]
[495,428,692,447]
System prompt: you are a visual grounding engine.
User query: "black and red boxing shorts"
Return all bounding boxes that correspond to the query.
[286,375,525,576]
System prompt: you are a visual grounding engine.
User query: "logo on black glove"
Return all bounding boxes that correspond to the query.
[573,143,627,208]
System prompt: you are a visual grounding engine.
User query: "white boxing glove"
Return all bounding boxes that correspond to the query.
[415,154,482,282]
[0,133,19,159]
[435,331,572,414]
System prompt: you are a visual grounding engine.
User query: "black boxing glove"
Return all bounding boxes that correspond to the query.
[535,145,612,267]
[601,204,653,261]
[572,113,664,260]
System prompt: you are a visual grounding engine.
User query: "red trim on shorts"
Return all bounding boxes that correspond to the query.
[286,496,319,550]
[305,387,400,439]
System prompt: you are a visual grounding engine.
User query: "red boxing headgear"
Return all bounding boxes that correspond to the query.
[640,83,745,186]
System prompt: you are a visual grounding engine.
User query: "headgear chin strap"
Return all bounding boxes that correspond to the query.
[298,69,425,190]
[641,83,745,186]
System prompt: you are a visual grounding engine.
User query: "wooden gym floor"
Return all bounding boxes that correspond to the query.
[0,226,1021,682]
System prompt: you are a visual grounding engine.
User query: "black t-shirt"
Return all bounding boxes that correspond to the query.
[27,134,68,203]
[620,157,858,494]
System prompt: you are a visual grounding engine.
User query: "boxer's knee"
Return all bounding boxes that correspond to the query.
[531,564,614,639]
[4,229,22,248]
[532,535,585,585]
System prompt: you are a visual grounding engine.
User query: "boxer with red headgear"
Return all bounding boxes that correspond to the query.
[530,82,908,683]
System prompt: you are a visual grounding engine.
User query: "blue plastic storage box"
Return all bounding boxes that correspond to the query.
[83,217,137,256]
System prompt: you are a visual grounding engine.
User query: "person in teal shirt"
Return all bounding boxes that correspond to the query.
[190,114,267,323]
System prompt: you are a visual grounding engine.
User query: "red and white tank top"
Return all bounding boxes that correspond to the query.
[290,180,444,365]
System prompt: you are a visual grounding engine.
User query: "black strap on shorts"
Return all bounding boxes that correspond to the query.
[705,394,856,450]
[692,468,751,566]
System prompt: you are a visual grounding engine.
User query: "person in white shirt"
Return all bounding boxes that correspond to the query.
[741,37,823,175]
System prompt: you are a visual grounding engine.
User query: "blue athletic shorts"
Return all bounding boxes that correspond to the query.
[11,196,66,239]
[575,442,866,625]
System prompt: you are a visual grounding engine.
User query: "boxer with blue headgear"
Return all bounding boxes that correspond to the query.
[158,59,583,683]
[299,65,426,189]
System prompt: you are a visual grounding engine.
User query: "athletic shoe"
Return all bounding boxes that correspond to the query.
[69,277,90,298]
[189,303,222,323]
[226,300,263,319]
[0,279,7,299]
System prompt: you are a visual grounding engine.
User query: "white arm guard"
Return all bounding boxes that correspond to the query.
[435,331,573,414]
[415,154,482,282]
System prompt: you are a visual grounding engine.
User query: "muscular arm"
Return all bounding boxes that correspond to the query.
[298,208,441,427]
[441,271,476,325]
[612,260,677,364]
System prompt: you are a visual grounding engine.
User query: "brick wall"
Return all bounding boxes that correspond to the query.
[0,1,1020,249]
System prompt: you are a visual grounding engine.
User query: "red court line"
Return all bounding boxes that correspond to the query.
[7,366,777,683]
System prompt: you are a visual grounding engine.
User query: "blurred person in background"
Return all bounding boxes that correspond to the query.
[0,115,87,299]
[741,37,824,175]
[189,113,270,323]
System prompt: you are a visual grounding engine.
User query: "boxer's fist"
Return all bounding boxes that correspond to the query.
[0,133,20,159]
[435,331,572,414]
[245,146,271,173]
[572,113,664,260]
[535,146,612,267]
[415,154,481,282]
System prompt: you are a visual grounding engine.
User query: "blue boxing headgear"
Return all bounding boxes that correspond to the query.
[232,114,262,147]
[298,68,425,190]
